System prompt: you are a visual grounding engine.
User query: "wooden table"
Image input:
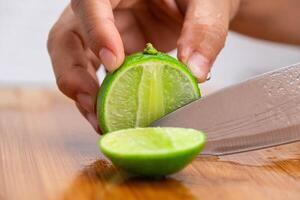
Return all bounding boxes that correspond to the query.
[1,88,300,200]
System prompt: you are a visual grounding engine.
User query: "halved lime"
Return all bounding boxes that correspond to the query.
[99,127,206,176]
[97,44,200,133]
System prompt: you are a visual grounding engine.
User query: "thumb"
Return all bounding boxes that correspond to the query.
[71,0,124,72]
[177,0,240,82]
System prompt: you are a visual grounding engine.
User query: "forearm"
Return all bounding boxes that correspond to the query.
[230,0,300,45]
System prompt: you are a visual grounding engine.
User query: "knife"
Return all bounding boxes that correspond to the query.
[152,63,300,156]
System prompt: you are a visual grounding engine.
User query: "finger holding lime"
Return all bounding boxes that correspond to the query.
[97,44,205,177]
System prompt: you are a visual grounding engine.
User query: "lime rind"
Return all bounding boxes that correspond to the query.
[143,43,158,55]
[99,127,206,176]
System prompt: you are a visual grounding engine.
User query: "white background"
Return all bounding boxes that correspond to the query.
[1,0,300,94]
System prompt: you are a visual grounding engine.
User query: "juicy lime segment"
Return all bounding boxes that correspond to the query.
[99,127,206,176]
[97,46,200,133]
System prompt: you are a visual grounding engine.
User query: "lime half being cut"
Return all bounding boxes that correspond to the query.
[97,44,200,133]
[99,127,206,176]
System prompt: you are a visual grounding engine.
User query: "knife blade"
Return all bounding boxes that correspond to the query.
[152,63,300,156]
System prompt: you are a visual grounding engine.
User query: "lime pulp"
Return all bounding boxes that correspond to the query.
[97,45,200,133]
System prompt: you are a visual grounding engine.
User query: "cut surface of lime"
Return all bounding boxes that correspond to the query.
[99,127,206,176]
[97,44,200,133]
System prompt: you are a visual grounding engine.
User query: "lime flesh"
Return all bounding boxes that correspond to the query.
[99,127,206,176]
[97,46,200,133]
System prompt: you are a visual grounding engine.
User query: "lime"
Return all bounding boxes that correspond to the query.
[99,127,206,176]
[97,43,200,133]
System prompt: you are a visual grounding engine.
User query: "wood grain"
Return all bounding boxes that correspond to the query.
[1,87,300,200]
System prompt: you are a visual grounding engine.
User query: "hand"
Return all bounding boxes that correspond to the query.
[47,0,241,132]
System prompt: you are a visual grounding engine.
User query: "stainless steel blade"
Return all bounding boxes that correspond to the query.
[152,63,300,156]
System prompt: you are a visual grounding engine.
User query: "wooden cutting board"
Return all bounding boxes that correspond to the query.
[1,87,300,200]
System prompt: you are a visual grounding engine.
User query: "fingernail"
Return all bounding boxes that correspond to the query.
[86,113,99,131]
[99,48,117,72]
[76,93,94,113]
[206,72,211,81]
[187,53,210,82]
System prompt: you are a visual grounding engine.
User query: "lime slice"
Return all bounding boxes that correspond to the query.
[97,44,200,133]
[99,127,206,176]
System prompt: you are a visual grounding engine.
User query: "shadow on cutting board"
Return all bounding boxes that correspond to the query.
[56,159,196,200]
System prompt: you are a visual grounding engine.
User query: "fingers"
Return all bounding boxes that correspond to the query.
[71,0,124,72]
[114,10,146,54]
[177,0,240,82]
[76,103,101,133]
[47,7,100,132]
[48,29,99,105]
